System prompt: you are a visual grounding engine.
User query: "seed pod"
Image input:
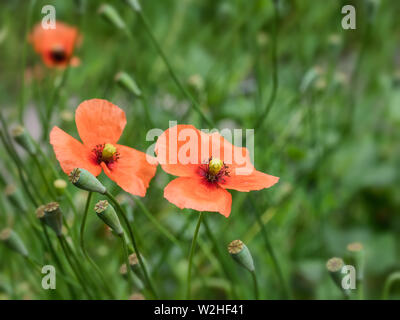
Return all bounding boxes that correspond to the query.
[119,262,144,290]
[11,126,36,155]
[98,4,126,30]
[43,202,63,236]
[69,168,106,194]
[0,228,29,257]
[347,242,365,281]
[94,200,124,236]
[228,240,255,272]
[5,184,27,213]
[115,72,142,98]
[326,257,348,296]
[35,205,46,220]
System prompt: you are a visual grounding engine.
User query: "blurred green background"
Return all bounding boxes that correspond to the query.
[0,0,399,300]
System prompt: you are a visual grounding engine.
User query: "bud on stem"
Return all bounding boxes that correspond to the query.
[11,126,36,155]
[0,228,29,257]
[98,4,126,30]
[228,240,255,272]
[115,72,142,97]
[43,202,63,236]
[94,200,124,236]
[69,168,106,194]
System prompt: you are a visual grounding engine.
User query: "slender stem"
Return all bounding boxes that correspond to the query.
[58,236,93,299]
[18,0,36,123]
[132,196,180,247]
[105,191,158,299]
[203,217,238,299]
[254,0,279,130]
[382,272,400,300]
[32,155,57,199]
[250,270,259,300]
[126,6,214,127]
[249,194,290,299]
[186,212,203,299]
[80,192,115,299]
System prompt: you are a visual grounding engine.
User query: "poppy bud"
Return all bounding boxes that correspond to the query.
[115,72,142,98]
[5,185,27,213]
[98,4,126,30]
[94,200,124,236]
[43,202,63,236]
[228,240,255,272]
[54,179,67,196]
[69,168,106,194]
[0,228,29,257]
[11,126,36,155]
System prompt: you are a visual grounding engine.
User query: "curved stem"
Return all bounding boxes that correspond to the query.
[105,191,158,299]
[80,192,115,299]
[251,270,259,300]
[126,6,214,127]
[254,0,279,130]
[186,212,203,299]
[58,236,93,299]
[382,272,400,300]
[132,196,181,247]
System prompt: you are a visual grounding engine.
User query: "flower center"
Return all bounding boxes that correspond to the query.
[50,45,67,63]
[199,157,230,183]
[102,143,117,161]
[92,143,120,165]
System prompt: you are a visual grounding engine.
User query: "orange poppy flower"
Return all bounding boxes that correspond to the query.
[29,21,81,68]
[155,124,279,217]
[50,99,157,197]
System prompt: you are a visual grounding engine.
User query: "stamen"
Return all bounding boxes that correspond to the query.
[102,143,117,161]
[198,157,230,184]
[208,158,224,175]
[92,143,120,166]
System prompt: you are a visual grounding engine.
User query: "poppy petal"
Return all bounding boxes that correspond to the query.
[164,177,232,217]
[220,169,279,192]
[50,126,101,176]
[155,124,212,177]
[101,145,157,197]
[75,99,127,148]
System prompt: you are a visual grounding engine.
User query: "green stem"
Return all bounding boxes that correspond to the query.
[32,155,57,199]
[18,0,36,123]
[105,191,158,299]
[186,212,203,299]
[382,272,400,300]
[249,194,290,299]
[254,0,279,130]
[58,236,93,299]
[203,217,238,299]
[80,192,115,299]
[132,196,180,247]
[251,270,259,300]
[126,5,214,127]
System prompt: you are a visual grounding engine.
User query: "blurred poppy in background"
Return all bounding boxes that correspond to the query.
[29,21,81,68]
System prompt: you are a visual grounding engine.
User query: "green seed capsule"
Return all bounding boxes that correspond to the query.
[228,239,255,272]
[0,228,29,257]
[11,125,36,155]
[69,168,106,194]
[43,202,63,236]
[94,200,124,236]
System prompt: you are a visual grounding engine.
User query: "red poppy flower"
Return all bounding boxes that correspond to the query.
[50,99,157,196]
[155,124,279,217]
[29,21,81,68]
